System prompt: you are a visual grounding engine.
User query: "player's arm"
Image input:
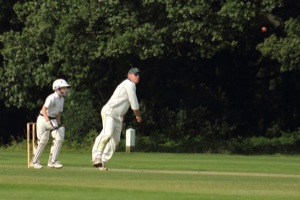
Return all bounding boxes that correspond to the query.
[133,109,142,123]
[42,106,54,130]
[56,113,61,125]
[41,106,50,122]
[125,81,142,123]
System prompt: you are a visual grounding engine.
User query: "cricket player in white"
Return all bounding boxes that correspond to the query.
[30,79,70,169]
[92,68,142,170]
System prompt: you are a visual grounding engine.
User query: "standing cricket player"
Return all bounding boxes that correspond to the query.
[30,79,70,169]
[92,68,142,170]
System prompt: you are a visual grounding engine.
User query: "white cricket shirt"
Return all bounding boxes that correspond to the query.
[105,79,139,118]
[42,92,64,118]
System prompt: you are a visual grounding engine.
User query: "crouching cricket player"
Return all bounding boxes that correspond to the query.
[30,79,70,169]
[92,68,142,170]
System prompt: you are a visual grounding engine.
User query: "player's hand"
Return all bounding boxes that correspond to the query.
[136,116,142,123]
[45,121,53,130]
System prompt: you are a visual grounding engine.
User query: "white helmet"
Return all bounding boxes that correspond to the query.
[52,79,71,91]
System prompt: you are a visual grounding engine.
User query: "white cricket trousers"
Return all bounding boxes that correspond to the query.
[92,111,122,163]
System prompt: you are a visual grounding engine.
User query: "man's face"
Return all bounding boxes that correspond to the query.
[128,72,140,84]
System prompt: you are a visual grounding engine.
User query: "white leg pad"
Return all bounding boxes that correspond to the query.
[49,127,65,163]
[50,140,63,163]
[32,130,50,163]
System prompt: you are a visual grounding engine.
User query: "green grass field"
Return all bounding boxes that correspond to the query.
[0,149,300,200]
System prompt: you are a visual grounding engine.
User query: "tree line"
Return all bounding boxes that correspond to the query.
[1,0,300,153]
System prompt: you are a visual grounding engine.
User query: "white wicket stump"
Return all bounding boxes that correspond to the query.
[125,128,135,152]
[26,122,36,168]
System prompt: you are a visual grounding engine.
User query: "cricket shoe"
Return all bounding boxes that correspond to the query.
[92,157,102,168]
[30,161,43,169]
[98,162,108,171]
[48,160,63,169]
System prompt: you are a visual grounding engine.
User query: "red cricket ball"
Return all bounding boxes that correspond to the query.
[261,27,267,33]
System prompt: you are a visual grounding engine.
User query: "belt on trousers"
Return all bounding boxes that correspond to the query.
[39,113,56,120]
